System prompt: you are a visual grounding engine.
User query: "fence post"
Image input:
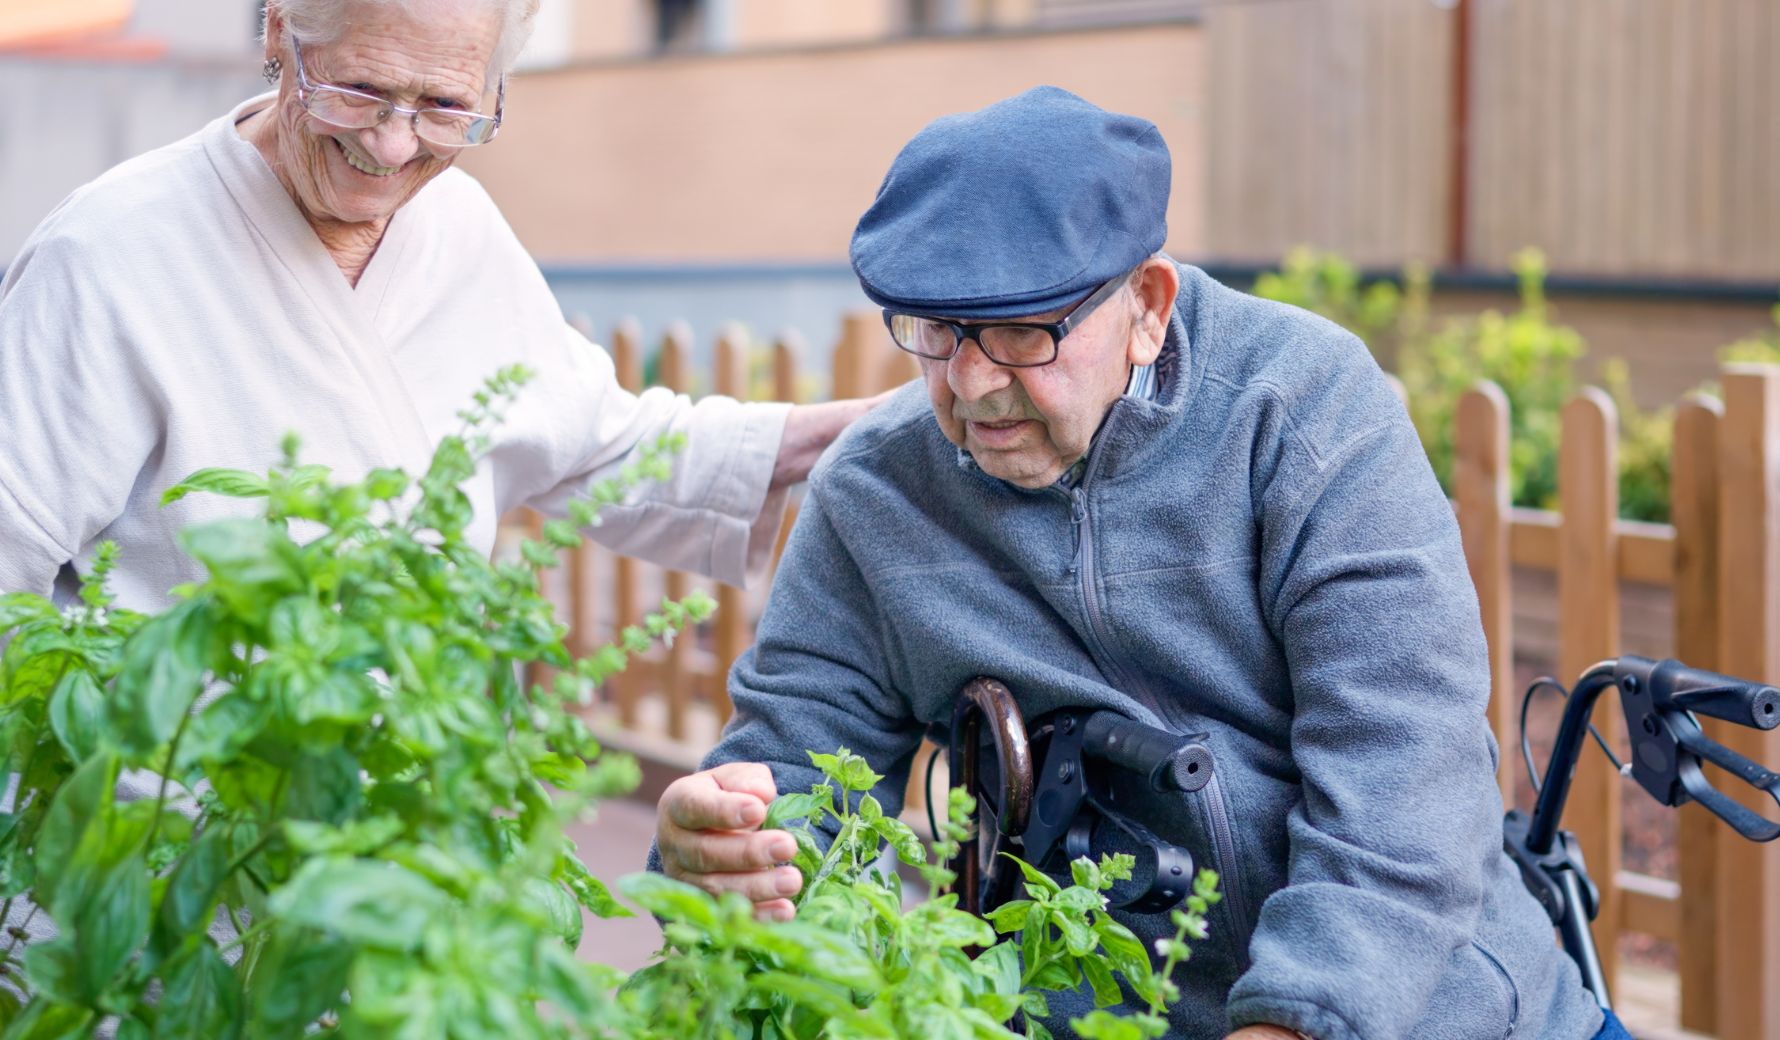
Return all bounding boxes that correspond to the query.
[1673,391,1724,1034]
[832,315,866,401]
[1455,381,1514,805]
[772,331,804,571]
[659,323,695,741]
[712,325,751,724]
[1558,387,1621,988]
[1714,366,1780,1040]
[610,320,643,728]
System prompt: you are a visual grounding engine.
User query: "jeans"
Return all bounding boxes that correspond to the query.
[1594,1009,1634,1039]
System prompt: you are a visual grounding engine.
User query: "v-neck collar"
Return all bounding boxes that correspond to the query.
[201,93,435,469]
[211,93,416,314]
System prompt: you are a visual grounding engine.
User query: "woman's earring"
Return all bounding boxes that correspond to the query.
[262,56,283,83]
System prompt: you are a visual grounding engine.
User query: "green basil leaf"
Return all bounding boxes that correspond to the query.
[153,941,242,1040]
[243,929,352,1040]
[745,971,859,1018]
[19,939,82,1006]
[268,857,446,951]
[618,873,718,930]
[157,825,232,943]
[906,904,994,950]
[282,748,362,825]
[1093,918,1157,996]
[160,468,269,506]
[763,791,828,831]
[1000,852,1061,897]
[1,627,81,706]
[870,816,925,866]
[0,998,92,1040]
[557,854,633,919]
[108,600,211,759]
[1075,947,1117,1004]
[71,849,151,997]
[34,751,117,913]
[0,593,56,634]
[46,670,104,763]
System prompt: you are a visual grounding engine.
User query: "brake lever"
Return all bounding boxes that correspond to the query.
[1671,720,1780,842]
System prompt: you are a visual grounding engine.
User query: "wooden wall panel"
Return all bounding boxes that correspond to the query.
[1203,0,1453,267]
[1469,0,1780,281]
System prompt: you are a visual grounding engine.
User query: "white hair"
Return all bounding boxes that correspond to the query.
[263,0,540,79]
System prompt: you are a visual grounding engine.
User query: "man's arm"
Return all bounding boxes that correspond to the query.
[654,480,923,917]
[1225,400,1502,1040]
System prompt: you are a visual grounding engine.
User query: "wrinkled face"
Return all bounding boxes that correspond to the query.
[265,0,502,229]
[921,267,1167,489]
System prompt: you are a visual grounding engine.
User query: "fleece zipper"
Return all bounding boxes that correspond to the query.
[1065,446,1254,962]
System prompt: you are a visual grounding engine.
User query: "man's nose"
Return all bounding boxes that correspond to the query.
[946,335,1012,400]
[358,116,422,167]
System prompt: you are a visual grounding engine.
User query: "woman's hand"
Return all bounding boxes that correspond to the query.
[770,390,896,490]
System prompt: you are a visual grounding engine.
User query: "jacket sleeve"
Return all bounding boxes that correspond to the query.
[1225,402,1503,1040]
[0,227,161,598]
[515,322,793,591]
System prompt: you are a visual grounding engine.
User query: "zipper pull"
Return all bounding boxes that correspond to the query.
[1068,489,1088,573]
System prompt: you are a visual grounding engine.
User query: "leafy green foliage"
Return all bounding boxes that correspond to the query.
[1254,248,1686,521]
[1719,305,1780,367]
[0,370,1216,1037]
[620,749,1219,1039]
[0,368,703,1038]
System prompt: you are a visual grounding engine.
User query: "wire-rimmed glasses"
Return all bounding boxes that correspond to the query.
[289,38,504,148]
[882,271,1131,368]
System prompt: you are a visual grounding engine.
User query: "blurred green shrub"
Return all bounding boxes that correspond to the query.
[1253,248,1680,522]
[1719,305,1780,365]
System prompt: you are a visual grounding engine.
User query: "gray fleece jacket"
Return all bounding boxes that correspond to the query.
[698,263,1602,1039]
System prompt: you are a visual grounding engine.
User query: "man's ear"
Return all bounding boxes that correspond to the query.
[1126,258,1179,367]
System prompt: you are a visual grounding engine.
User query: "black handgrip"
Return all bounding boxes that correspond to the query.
[1081,711,1213,793]
[1635,657,1780,731]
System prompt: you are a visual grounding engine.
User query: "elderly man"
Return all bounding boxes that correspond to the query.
[655,88,1618,1039]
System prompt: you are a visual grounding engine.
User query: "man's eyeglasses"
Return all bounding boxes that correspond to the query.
[289,38,504,149]
[882,272,1130,368]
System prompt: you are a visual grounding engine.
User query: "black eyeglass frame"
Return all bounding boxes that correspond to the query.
[881,270,1132,369]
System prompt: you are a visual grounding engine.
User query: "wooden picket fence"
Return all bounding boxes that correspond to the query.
[511,315,1780,1039]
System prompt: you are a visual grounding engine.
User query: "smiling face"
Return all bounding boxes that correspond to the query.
[921,259,1180,488]
[262,0,503,232]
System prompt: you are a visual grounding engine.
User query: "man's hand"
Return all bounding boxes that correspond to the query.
[656,762,803,922]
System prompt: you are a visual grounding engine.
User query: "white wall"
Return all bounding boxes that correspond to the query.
[128,0,261,57]
[0,58,262,262]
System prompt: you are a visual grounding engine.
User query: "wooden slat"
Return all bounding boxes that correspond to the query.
[1558,388,1622,989]
[771,333,803,571]
[1618,524,1676,586]
[1713,366,1780,1040]
[1618,870,1681,945]
[610,320,644,728]
[1455,382,1514,803]
[1672,392,1724,1034]
[1506,508,1677,587]
[658,325,696,742]
[831,315,866,401]
[1508,508,1560,570]
[712,326,751,724]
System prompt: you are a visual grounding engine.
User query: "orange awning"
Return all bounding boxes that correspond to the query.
[0,0,133,49]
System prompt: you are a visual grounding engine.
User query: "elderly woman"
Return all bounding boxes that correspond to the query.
[0,0,869,610]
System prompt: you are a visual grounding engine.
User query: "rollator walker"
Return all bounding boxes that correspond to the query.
[944,656,1780,1014]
